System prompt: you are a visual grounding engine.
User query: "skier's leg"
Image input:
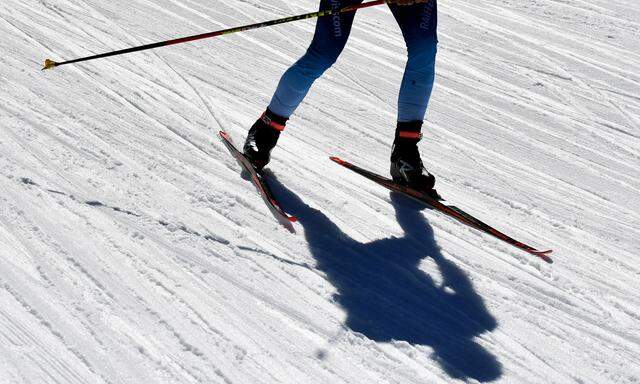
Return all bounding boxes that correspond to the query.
[268,0,364,118]
[388,1,438,190]
[389,0,438,123]
[244,0,362,169]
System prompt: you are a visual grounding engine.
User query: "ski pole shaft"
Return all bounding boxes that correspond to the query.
[42,0,386,70]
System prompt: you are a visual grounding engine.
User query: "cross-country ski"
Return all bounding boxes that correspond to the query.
[330,156,553,263]
[219,130,297,232]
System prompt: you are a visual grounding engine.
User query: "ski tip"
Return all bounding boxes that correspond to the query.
[219,131,233,143]
[330,156,346,165]
[288,216,298,223]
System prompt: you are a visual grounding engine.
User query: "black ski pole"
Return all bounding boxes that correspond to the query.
[43,0,387,70]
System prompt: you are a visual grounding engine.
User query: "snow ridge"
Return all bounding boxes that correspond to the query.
[1,0,639,383]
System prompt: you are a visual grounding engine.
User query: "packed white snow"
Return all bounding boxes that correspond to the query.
[1,0,639,383]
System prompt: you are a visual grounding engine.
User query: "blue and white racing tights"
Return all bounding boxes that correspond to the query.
[268,0,438,123]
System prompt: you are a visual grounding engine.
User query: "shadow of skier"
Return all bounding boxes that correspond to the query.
[269,176,502,382]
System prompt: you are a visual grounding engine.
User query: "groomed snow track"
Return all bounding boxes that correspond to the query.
[1,0,639,383]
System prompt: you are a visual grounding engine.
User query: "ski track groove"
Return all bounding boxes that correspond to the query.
[2,0,640,383]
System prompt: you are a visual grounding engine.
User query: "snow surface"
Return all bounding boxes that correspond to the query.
[1,0,640,383]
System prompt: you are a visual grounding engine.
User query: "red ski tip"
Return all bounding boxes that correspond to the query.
[288,216,298,223]
[330,156,346,165]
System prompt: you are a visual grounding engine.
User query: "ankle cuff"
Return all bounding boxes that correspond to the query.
[398,131,422,140]
[261,109,288,132]
[395,121,423,141]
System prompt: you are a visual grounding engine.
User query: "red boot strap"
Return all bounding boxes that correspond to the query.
[398,131,422,140]
[261,112,286,132]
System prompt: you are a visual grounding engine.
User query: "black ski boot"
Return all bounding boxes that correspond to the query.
[390,121,436,192]
[243,109,288,170]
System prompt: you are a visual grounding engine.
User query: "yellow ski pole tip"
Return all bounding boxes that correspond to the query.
[42,59,57,70]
